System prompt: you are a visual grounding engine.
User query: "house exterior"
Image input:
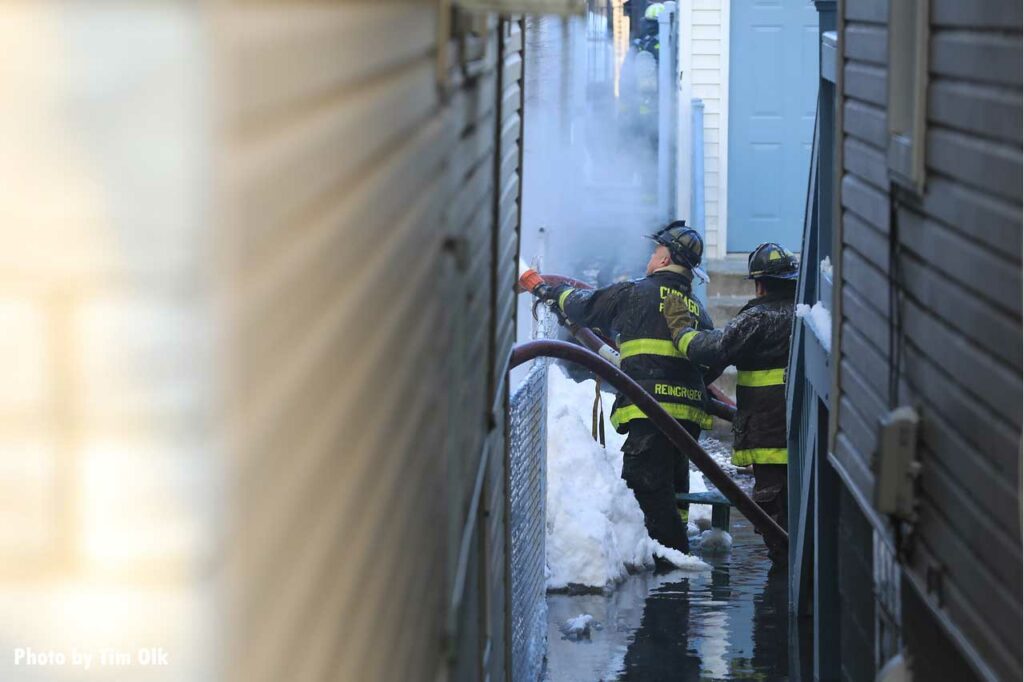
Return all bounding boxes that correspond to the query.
[677,0,730,257]
[0,2,538,680]
[790,1,1022,680]
[676,0,821,258]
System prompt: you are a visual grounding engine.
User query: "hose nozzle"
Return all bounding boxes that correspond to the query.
[518,265,546,294]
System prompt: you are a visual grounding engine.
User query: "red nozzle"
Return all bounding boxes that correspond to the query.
[518,268,546,294]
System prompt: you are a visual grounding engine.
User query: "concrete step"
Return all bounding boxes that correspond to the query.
[708,294,748,328]
[705,258,753,298]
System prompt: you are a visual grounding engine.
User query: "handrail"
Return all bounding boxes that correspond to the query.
[511,339,788,548]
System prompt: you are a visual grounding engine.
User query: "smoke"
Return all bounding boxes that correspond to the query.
[521,10,665,278]
[516,8,667,352]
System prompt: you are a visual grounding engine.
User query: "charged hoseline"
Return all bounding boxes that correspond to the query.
[510,339,788,548]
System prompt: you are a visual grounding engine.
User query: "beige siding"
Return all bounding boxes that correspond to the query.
[683,0,727,257]
[220,4,522,682]
[836,1,1022,679]
[0,2,523,682]
[0,2,218,681]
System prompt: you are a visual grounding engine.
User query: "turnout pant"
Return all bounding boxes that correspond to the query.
[752,463,788,561]
[621,421,700,554]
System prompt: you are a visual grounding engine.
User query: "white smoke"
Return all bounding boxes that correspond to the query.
[520,10,666,291]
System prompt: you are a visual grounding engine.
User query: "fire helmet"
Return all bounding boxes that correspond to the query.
[645,3,666,20]
[747,242,799,281]
[646,220,706,281]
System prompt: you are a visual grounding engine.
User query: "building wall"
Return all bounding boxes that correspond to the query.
[218,5,524,681]
[834,0,1022,680]
[836,486,876,682]
[0,2,525,681]
[680,0,728,258]
[0,3,218,680]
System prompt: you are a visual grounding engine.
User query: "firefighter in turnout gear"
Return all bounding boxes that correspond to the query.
[537,221,714,555]
[662,242,798,562]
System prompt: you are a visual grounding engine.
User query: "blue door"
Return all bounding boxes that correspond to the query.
[727,0,818,253]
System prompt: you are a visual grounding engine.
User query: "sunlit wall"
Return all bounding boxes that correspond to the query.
[0,3,219,680]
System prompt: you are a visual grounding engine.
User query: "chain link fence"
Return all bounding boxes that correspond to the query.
[508,355,549,682]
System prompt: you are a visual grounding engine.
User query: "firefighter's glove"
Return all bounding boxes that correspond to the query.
[662,293,697,343]
[533,283,558,305]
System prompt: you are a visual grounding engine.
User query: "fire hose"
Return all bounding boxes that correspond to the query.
[510,339,788,548]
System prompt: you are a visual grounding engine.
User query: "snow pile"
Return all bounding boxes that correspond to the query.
[699,528,733,554]
[546,366,709,590]
[820,256,833,279]
[687,468,712,530]
[560,614,595,641]
[796,301,832,352]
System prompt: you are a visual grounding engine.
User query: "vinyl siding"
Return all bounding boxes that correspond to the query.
[835,1,1022,680]
[686,0,726,257]
[0,4,217,681]
[219,4,521,682]
[1,3,521,681]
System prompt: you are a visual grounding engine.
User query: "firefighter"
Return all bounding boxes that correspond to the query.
[636,3,664,59]
[662,242,798,562]
[536,221,714,555]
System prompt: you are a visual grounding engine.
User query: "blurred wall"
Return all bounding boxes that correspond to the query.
[0,2,525,681]
[0,3,217,681]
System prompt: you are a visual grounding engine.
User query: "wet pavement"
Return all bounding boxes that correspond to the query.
[544,516,809,681]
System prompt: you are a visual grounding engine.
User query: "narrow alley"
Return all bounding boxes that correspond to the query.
[0,1,1019,682]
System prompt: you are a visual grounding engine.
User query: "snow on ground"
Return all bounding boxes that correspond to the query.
[699,434,749,483]
[699,528,733,554]
[796,301,832,352]
[546,366,709,590]
[560,614,595,641]
[687,469,712,530]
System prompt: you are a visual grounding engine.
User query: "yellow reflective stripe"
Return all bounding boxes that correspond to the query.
[557,288,574,311]
[736,368,787,387]
[610,403,713,430]
[731,448,788,466]
[619,338,683,360]
[676,330,699,357]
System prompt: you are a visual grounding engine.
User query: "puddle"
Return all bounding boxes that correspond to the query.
[544,515,810,681]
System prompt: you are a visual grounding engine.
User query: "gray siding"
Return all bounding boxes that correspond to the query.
[836,1,1022,680]
[837,487,876,682]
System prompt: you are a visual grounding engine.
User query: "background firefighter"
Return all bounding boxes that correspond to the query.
[662,242,798,563]
[536,222,714,556]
